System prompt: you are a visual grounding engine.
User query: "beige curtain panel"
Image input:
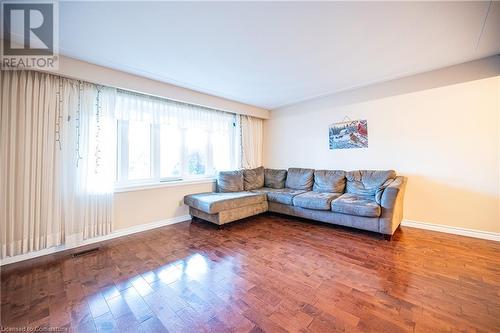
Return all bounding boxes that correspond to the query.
[241,115,264,169]
[1,71,65,257]
[0,71,115,259]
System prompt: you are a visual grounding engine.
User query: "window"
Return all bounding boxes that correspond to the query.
[115,90,239,186]
[128,120,151,180]
[160,125,182,178]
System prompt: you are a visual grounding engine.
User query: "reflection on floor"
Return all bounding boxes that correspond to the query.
[1,214,499,332]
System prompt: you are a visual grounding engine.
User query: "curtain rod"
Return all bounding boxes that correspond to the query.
[116,88,238,117]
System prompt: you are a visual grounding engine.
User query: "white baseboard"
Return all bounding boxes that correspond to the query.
[0,215,191,267]
[401,219,500,242]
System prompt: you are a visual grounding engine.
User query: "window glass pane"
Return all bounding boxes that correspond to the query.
[185,129,208,177]
[128,120,151,180]
[160,125,182,178]
[212,131,232,171]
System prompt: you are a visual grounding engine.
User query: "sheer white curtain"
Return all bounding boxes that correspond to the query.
[63,84,116,241]
[0,71,116,259]
[240,115,264,169]
[115,91,233,131]
[115,90,240,173]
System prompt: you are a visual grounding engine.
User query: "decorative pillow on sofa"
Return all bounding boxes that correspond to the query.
[244,166,265,190]
[313,170,346,193]
[264,169,287,189]
[217,170,244,192]
[285,168,314,190]
[346,170,396,196]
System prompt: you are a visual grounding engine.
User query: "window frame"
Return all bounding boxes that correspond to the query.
[115,120,222,188]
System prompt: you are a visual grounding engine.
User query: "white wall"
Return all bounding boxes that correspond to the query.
[113,181,214,230]
[264,57,500,233]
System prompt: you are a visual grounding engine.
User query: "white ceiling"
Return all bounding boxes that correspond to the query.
[57,1,500,109]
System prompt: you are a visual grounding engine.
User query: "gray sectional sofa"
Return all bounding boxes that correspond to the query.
[184,167,407,239]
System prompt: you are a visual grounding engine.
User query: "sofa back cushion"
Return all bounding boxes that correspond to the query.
[346,170,396,196]
[313,170,346,193]
[243,166,265,190]
[264,168,287,189]
[285,168,314,190]
[217,170,244,192]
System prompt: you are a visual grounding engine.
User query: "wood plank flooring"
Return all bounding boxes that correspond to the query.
[1,214,499,332]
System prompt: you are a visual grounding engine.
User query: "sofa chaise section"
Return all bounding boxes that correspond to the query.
[184,192,268,225]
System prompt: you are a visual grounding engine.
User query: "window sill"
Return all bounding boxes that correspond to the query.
[114,178,216,193]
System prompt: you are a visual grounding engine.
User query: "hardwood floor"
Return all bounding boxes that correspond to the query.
[1,214,499,332]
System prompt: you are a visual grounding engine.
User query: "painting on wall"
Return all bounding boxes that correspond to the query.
[329,119,368,149]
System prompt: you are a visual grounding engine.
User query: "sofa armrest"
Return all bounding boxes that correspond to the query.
[379,176,407,235]
[381,176,405,208]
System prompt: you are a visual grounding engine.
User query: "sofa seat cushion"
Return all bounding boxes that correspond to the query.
[293,191,342,211]
[250,187,283,196]
[265,188,307,205]
[184,192,266,214]
[331,193,381,217]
